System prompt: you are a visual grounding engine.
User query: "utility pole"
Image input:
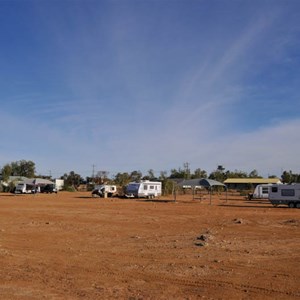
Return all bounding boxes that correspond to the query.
[92,164,95,182]
[184,162,190,179]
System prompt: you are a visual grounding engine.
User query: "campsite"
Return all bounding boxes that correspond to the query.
[0,191,299,299]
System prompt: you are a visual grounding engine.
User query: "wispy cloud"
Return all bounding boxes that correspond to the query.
[1,1,300,178]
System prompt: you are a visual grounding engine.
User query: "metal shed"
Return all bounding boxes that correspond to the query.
[178,178,227,204]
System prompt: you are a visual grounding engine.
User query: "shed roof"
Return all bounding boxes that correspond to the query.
[7,176,28,182]
[223,178,281,184]
[24,178,54,185]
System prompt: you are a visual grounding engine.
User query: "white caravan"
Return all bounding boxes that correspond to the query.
[248,184,271,200]
[92,184,117,198]
[125,180,162,199]
[14,183,36,194]
[268,183,300,208]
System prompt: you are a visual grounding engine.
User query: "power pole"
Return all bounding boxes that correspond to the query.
[92,164,95,182]
[184,162,190,179]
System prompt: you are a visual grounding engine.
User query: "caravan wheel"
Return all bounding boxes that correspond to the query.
[296,202,300,209]
[288,202,295,208]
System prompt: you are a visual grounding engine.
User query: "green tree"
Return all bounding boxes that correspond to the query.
[1,164,12,181]
[161,178,175,196]
[268,175,278,178]
[248,169,261,178]
[3,160,35,178]
[192,168,207,179]
[281,170,292,183]
[209,170,226,182]
[130,170,142,182]
[281,170,300,183]
[142,169,156,180]
[62,171,83,190]
[114,172,131,186]
[217,165,225,172]
[225,169,248,178]
[148,169,156,180]
[94,170,109,184]
[159,171,168,181]
[209,166,226,182]
[169,168,185,179]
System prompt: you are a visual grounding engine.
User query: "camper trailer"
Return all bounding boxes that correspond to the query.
[14,183,36,194]
[92,184,117,198]
[268,183,300,208]
[248,184,271,200]
[125,180,162,199]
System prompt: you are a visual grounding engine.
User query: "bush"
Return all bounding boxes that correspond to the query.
[162,179,176,196]
[63,185,77,192]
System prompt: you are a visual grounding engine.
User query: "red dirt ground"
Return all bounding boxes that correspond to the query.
[0,191,299,299]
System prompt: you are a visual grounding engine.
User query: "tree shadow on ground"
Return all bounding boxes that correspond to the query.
[135,199,176,203]
[219,204,282,209]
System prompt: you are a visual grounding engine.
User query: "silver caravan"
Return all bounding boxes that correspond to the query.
[125,180,162,199]
[268,183,300,208]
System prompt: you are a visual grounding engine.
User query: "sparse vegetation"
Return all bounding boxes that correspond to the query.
[1,161,300,195]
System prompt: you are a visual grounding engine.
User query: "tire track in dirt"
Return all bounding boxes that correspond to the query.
[136,272,300,298]
[91,263,300,298]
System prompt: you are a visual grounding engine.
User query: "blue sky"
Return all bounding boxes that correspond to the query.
[1,0,300,179]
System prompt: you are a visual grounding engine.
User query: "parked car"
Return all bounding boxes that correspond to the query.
[41,184,57,194]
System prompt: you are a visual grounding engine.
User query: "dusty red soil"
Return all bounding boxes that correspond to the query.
[0,191,299,299]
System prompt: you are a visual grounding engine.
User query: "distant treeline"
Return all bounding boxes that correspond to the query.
[1,160,300,192]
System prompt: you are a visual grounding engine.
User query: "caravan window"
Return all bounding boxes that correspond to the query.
[272,187,278,193]
[143,184,148,190]
[262,187,268,194]
[281,189,295,197]
[149,185,154,189]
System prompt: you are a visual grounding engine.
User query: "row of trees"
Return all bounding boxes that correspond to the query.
[1,160,300,191]
[1,160,36,181]
[78,166,300,188]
